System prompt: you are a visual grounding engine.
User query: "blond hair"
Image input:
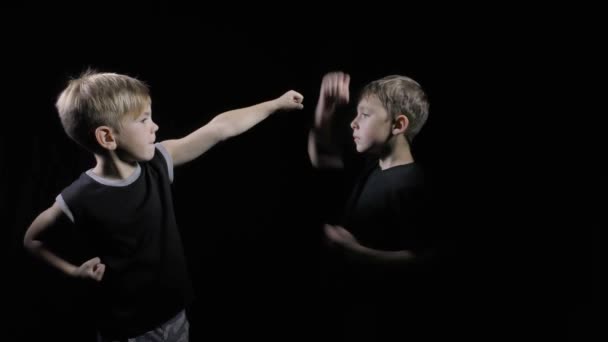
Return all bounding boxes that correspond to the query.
[55,69,151,153]
[360,75,429,142]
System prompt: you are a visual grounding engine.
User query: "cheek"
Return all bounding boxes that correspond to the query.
[362,122,379,138]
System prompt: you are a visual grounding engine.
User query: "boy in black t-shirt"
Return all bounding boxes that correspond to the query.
[23,70,304,341]
[309,72,435,341]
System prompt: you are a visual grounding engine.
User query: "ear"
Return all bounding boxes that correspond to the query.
[392,114,409,135]
[95,126,117,151]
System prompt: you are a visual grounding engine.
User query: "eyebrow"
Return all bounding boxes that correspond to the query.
[133,111,151,121]
[357,105,373,113]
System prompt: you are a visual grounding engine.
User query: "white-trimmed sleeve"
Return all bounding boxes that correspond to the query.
[55,194,75,223]
[155,142,174,183]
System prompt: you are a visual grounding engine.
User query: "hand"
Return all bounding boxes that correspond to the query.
[323,224,358,249]
[274,90,304,111]
[315,72,350,128]
[73,257,105,282]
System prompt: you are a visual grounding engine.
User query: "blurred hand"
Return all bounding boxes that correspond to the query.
[315,72,350,128]
[323,224,357,249]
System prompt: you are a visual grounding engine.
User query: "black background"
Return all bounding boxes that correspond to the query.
[1,7,596,342]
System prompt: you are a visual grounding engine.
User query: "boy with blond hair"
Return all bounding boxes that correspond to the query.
[24,70,304,341]
[309,71,433,340]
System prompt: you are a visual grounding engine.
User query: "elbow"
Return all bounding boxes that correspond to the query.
[307,131,343,169]
[23,229,42,254]
[23,236,38,254]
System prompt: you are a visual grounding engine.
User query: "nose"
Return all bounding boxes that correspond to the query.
[152,120,159,133]
[350,115,359,130]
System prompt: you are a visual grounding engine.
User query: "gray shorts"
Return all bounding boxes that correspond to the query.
[98,310,189,342]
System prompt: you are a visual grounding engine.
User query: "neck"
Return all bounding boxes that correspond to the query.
[92,152,138,180]
[378,135,414,170]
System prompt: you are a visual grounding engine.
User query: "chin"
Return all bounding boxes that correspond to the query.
[355,144,369,153]
[138,148,155,161]
[357,144,382,156]
[145,150,156,160]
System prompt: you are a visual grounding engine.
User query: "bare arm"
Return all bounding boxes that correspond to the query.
[324,224,428,267]
[308,72,350,169]
[161,90,304,167]
[23,202,105,281]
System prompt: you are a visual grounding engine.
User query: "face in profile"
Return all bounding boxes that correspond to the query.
[351,95,393,154]
[115,105,159,162]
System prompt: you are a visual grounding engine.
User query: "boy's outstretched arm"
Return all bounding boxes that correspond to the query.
[308,71,350,169]
[23,202,105,281]
[161,90,304,167]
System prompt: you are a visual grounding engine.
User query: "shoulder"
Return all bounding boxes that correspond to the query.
[56,172,95,223]
[380,162,424,186]
[146,143,174,183]
[387,163,427,200]
[60,172,96,200]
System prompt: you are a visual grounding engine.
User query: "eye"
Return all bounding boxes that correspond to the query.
[361,113,370,118]
[141,118,148,123]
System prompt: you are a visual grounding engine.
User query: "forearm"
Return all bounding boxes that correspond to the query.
[343,242,416,266]
[309,71,349,167]
[25,240,77,276]
[308,130,343,168]
[308,96,344,168]
[308,111,342,168]
[164,100,280,166]
[212,100,279,139]
[23,202,77,277]
[312,96,337,148]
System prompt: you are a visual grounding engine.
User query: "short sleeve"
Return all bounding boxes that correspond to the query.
[154,143,174,183]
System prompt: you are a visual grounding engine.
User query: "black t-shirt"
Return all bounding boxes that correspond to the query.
[329,160,431,291]
[57,144,193,339]
[343,161,428,253]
